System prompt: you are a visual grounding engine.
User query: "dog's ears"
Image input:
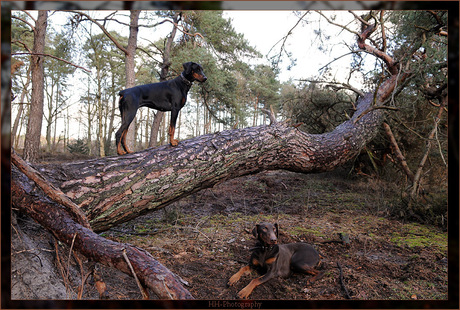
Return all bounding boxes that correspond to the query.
[182,62,193,75]
[252,224,260,238]
[274,223,279,238]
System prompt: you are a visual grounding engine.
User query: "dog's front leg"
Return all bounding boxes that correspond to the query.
[168,125,179,146]
[169,110,180,146]
[238,272,273,299]
[228,265,251,287]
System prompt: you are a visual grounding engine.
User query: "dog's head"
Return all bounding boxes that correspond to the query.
[252,222,279,246]
[182,62,207,83]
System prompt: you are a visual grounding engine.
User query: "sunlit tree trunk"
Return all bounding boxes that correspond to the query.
[23,10,47,162]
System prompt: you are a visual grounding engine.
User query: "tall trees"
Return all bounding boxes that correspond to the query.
[11,11,34,148]
[23,10,47,162]
[43,31,75,153]
[170,11,260,134]
[148,11,181,147]
[383,11,447,216]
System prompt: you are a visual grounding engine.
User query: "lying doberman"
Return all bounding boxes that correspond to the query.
[115,62,207,155]
[228,222,323,299]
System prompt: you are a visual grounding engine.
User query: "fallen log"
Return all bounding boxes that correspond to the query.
[32,91,389,232]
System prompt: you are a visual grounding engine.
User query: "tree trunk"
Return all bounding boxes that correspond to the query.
[14,9,413,232]
[23,10,47,162]
[23,90,390,232]
[12,65,31,147]
[149,12,181,148]
[149,111,164,147]
[97,65,105,157]
[106,67,117,155]
[125,10,141,152]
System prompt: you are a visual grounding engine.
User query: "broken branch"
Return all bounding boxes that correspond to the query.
[11,149,91,229]
[383,122,415,182]
[12,52,91,73]
[337,262,351,299]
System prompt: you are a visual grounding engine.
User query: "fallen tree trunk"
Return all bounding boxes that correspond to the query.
[11,165,193,299]
[29,91,390,232]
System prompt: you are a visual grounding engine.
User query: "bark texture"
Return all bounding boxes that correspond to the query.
[23,10,47,162]
[32,92,383,232]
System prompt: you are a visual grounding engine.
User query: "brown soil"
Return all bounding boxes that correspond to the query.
[11,168,448,302]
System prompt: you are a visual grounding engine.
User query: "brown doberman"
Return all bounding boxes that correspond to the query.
[228,222,323,299]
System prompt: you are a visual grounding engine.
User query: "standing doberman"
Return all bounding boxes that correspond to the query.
[228,222,324,299]
[115,62,207,155]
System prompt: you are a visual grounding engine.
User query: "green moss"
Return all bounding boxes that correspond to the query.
[390,223,447,252]
[286,226,326,238]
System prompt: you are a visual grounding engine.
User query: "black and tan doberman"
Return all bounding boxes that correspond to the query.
[115,62,207,155]
[228,222,323,299]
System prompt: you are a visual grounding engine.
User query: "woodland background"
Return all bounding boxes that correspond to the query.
[3,1,457,305]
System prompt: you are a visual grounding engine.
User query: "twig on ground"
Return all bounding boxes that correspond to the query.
[122,249,149,299]
[337,262,351,299]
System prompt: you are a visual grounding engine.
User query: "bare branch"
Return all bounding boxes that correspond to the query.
[380,11,387,52]
[12,39,32,53]
[315,11,360,36]
[353,105,399,124]
[65,10,128,54]
[12,52,91,73]
[409,98,446,204]
[318,51,358,72]
[297,79,365,97]
[12,15,35,31]
[268,12,308,68]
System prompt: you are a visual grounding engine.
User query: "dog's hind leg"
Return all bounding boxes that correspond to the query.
[116,95,137,155]
[115,126,127,155]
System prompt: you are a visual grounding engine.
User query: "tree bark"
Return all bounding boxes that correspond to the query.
[125,10,141,152]
[24,89,392,232]
[23,10,47,162]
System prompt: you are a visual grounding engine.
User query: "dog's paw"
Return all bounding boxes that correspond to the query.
[227,275,239,287]
[237,287,252,299]
[170,139,179,147]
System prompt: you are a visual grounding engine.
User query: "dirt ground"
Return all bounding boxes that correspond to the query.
[11,168,448,302]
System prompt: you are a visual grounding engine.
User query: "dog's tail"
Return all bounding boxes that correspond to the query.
[118,90,125,114]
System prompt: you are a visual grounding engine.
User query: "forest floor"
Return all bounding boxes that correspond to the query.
[11,158,448,303]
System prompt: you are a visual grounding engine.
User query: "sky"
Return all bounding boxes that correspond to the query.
[224,10,360,82]
[224,11,373,83]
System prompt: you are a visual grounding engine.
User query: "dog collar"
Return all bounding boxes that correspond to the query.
[250,244,275,251]
[180,73,193,86]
